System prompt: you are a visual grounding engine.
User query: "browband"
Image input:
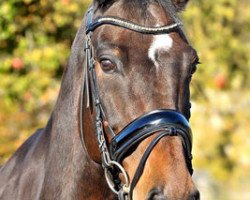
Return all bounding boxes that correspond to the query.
[86,7,182,34]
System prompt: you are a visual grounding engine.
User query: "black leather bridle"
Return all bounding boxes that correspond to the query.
[80,7,193,200]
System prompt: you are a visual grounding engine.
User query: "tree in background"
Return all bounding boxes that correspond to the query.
[0,0,249,199]
[0,0,89,163]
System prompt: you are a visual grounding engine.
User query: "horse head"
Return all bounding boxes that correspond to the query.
[81,0,200,199]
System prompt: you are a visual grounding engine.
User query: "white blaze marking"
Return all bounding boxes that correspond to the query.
[148,34,173,69]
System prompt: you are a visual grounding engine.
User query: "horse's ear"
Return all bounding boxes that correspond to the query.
[95,0,107,3]
[171,0,189,11]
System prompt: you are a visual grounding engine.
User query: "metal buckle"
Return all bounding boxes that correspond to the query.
[104,161,130,195]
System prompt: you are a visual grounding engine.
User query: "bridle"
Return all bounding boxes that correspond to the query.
[80,6,193,200]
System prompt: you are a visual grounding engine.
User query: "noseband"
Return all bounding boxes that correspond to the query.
[80,7,193,200]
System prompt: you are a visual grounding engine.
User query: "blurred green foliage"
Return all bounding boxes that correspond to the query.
[182,0,250,198]
[0,0,249,199]
[0,0,90,162]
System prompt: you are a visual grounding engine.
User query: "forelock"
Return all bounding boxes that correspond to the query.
[121,0,181,24]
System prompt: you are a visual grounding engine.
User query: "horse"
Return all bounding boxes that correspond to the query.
[0,0,200,199]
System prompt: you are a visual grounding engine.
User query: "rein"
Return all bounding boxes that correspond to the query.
[80,7,193,200]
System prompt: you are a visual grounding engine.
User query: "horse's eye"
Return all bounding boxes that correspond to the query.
[100,59,116,73]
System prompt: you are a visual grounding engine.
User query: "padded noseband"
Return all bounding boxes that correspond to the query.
[110,109,192,164]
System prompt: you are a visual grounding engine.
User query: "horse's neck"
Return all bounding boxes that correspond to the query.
[41,119,106,199]
[40,61,111,199]
[40,22,114,197]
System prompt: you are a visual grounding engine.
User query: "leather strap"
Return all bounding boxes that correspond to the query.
[129,130,178,199]
[86,16,181,35]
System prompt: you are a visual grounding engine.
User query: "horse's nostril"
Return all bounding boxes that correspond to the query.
[189,190,200,200]
[147,187,166,200]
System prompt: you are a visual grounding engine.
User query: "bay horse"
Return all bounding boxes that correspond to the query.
[0,0,200,199]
